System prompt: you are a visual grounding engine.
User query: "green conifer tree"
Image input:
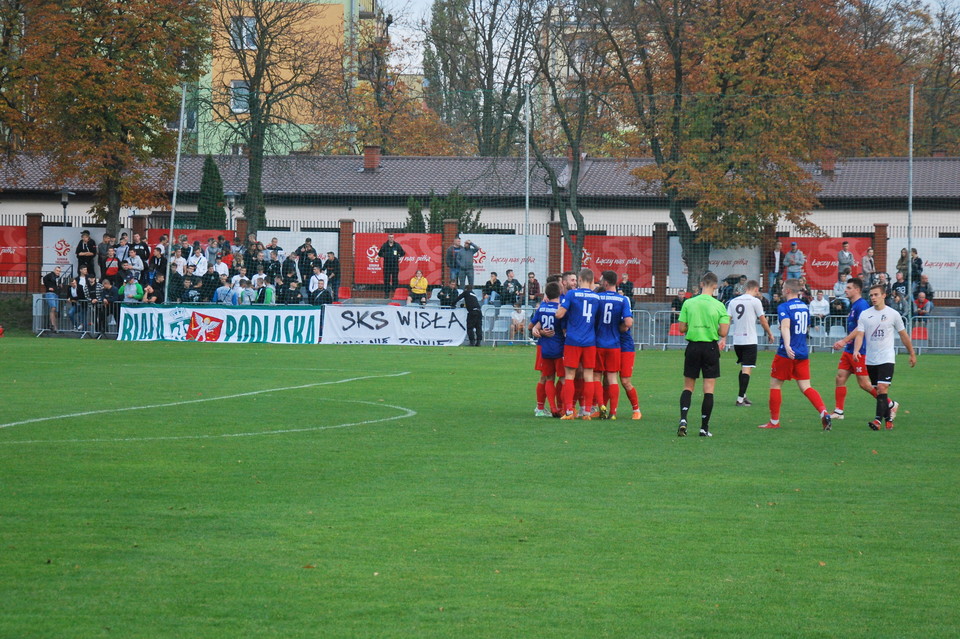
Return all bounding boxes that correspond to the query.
[196,155,226,229]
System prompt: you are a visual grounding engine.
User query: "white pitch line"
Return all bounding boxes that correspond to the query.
[0,371,411,431]
[0,400,417,445]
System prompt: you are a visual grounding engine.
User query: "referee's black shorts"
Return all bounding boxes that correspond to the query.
[684,341,721,379]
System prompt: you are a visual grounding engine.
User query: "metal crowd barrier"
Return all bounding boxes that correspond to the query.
[32,295,120,339]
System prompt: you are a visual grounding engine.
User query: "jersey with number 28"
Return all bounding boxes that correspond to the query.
[777,298,811,360]
[560,288,600,347]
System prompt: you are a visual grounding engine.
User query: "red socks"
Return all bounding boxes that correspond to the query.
[769,388,782,421]
[536,382,546,410]
[804,387,827,414]
[544,380,557,412]
[835,386,847,411]
[625,387,639,411]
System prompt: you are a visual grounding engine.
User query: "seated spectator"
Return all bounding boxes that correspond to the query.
[500,269,522,306]
[796,277,813,304]
[914,291,933,322]
[914,274,934,300]
[526,272,541,306]
[508,303,526,341]
[890,272,908,299]
[829,295,847,323]
[891,291,908,319]
[482,272,502,306]
[143,273,165,304]
[809,291,830,327]
[831,272,849,302]
[407,269,429,305]
[438,279,459,309]
[733,275,748,296]
[875,272,890,293]
[670,291,685,318]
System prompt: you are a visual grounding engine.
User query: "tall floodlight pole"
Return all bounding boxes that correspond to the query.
[164,83,188,303]
[524,85,531,305]
[907,84,914,315]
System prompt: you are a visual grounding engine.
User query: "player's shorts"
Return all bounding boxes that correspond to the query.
[619,351,635,378]
[537,357,563,377]
[595,347,621,373]
[771,354,811,381]
[837,351,868,376]
[563,344,596,370]
[683,341,720,379]
[867,363,895,386]
[734,344,758,367]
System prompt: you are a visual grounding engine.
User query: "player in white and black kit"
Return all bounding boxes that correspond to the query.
[852,284,917,430]
[726,280,775,407]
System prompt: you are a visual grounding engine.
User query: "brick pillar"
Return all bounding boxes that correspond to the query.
[652,222,668,301]
[339,219,355,292]
[131,214,147,239]
[442,218,459,284]
[760,223,777,293]
[26,212,43,293]
[874,223,888,277]
[235,217,248,242]
[548,221,562,276]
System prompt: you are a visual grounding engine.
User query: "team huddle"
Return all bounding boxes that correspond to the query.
[529,269,640,421]
[529,269,916,435]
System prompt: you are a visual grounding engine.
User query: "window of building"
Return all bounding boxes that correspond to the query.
[231,80,250,113]
[230,16,257,50]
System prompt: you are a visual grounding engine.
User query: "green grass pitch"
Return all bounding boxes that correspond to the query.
[0,338,957,638]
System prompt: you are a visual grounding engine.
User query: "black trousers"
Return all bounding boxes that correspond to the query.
[383,268,399,294]
[467,310,482,345]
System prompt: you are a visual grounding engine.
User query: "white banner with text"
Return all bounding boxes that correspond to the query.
[321,304,467,346]
[118,305,323,343]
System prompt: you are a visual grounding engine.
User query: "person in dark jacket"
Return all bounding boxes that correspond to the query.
[323,251,341,301]
[455,285,483,346]
[199,265,221,302]
[438,279,459,309]
[378,234,405,294]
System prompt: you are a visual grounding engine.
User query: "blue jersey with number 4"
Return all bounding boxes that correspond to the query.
[560,288,600,347]
[777,298,811,360]
[531,301,564,359]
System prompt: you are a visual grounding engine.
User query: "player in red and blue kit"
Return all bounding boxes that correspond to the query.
[555,268,601,419]
[618,304,641,420]
[759,278,832,430]
[830,277,899,422]
[595,271,633,419]
[530,281,565,417]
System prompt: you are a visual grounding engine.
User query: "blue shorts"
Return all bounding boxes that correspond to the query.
[44,292,59,311]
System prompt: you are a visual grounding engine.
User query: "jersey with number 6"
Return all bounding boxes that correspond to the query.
[727,293,765,346]
[595,291,633,349]
[777,298,811,360]
[855,307,905,365]
[559,288,600,347]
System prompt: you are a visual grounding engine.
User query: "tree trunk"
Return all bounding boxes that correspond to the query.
[105,175,122,238]
[245,121,267,234]
[668,194,711,292]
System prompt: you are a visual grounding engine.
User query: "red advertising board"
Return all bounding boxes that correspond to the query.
[563,236,654,288]
[0,226,27,277]
[784,237,872,289]
[354,233,442,285]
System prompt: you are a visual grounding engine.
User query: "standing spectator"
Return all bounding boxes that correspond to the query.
[438,279,459,308]
[456,239,480,288]
[199,264,221,301]
[214,275,235,304]
[264,237,285,261]
[212,255,229,279]
[913,292,933,322]
[266,250,283,282]
[154,234,169,256]
[168,265,184,303]
[455,285,483,346]
[508,303,527,341]
[98,277,120,329]
[312,279,333,306]
[895,248,909,279]
[526,272,541,306]
[66,277,85,331]
[378,234,406,294]
[501,269,522,306]
[407,269,429,305]
[837,241,855,278]
[445,237,462,285]
[308,265,329,303]
[675,271,730,437]
[280,280,303,305]
[127,250,144,283]
[670,291,686,319]
[295,236,314,257]
[282,252,301,283]
[102,247,122,286]
[171,234,190,259]
[187,246,208,276]
[114,235,130,263]
[130,233,150,264]
[618,272,634,299]
[914,274,934,300]
[251,264,268,288]
[482,272,502,306]
[783,241,805,279]
[147,247,167,285]
[809,291,830,327]
[97,232,114,278]
[910,248,923,282]
[119,274,144,303]
[323,251,340,301]
[239,279,257,305]
[860,247,876,286]
[75,230,97,276]
[143,273,165,304]
[766,241,783,299]
[298,249,316,282]
[205,237,220,266]
[170,248,186,276]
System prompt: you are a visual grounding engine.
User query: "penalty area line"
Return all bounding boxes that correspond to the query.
[0,371,411,431]
[0,400,417,445]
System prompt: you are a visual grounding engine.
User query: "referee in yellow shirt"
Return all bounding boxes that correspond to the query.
[677,272,730,437]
